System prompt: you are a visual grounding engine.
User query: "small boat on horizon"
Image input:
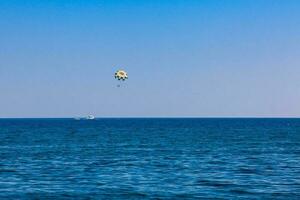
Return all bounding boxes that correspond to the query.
[86,115,95,120]
[74,115,95,120]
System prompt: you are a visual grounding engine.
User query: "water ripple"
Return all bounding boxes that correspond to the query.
[0,118,300,199]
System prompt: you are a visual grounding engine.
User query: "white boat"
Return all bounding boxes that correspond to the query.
[86,115,95,120]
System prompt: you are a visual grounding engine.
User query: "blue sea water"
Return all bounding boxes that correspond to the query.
[0,118,299,199]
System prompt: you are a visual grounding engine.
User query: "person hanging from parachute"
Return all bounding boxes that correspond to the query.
[114,70,128,87]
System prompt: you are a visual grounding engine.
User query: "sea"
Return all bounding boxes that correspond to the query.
[0,118,299,199]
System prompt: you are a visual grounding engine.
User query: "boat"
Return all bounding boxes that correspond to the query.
[86,115,95,120]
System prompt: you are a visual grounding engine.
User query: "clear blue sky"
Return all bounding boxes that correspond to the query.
[1,0,300,117]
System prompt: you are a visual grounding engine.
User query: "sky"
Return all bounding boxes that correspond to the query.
[0,0,300,118]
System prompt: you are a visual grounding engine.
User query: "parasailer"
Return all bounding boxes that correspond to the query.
[114,70,128,87]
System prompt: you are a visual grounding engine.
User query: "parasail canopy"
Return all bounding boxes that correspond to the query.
[115,70,128,81]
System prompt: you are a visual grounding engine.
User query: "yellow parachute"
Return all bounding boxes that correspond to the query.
[114,70,128,81]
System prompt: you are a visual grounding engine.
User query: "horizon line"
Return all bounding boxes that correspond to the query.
[1,116,300,119]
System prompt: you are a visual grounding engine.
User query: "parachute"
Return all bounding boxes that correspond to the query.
[115,70,128,81]
[115,70,128,87]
